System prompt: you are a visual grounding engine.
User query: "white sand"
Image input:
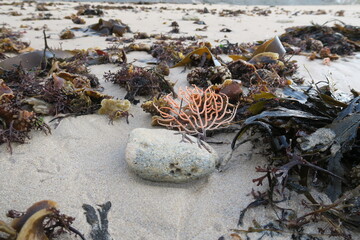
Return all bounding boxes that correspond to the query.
[0,1,360,239]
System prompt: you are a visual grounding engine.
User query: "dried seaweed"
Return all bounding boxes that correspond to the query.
[0,26,31,53]
[89,19,130,37]
[104,64,174,104]
[280,23,358,57]
[0,35,111,150]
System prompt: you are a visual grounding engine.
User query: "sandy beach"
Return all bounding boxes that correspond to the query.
[0,1,360,239]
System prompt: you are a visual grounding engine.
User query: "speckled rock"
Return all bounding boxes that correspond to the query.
[125,128,219,183]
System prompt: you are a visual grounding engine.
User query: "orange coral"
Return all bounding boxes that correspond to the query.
[154,85,237,139]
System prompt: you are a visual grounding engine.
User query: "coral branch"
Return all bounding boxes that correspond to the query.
[154,85,237,139]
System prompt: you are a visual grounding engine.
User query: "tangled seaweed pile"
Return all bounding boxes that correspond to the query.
[0,38,134,151]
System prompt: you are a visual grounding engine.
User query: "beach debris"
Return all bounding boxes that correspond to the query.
[213,79,243,103]
[150,41,188,66]
[141,96,170,116]
[59,29,75,40]
[71,15,86,24]
[22,13,60,21]
[89,19,130,36]
[36,3,49,11]
[125,128,218,183]
[98,98,132,124]
[153,85,237,140]
[220,28,232,32]
[182,14,200,21]
[195,26,208,32]
[0,200,84,240]
[194,20,206,25]
[83,202,113,240]
[0,80,50,153]
[224,81,360,238]
[0,36,112,151]
[187,65,232,87]
[0,50,75,71]
[211,39,244,55]
[169,21,179,33]
[172,46,221,68]
[104,64,175,104]
[133,32,149,39]
[280,23,359,57]
[77,5,104,16]
[0,27,31,53]
[125,43,151,52]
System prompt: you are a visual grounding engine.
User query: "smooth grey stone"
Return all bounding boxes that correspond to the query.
[125,128,219,183]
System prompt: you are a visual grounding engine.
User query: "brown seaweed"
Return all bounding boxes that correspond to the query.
[104,64,175,104]
[0,200,84,240]
[225,83,360,239]
[280,23,358,56]
[89,19,130,37]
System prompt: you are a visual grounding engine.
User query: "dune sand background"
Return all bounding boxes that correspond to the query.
[0,1,360,239]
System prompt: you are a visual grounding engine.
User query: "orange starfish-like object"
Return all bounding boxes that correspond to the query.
[154,85,237,139]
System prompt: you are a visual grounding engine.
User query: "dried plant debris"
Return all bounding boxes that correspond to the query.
[280,22,359,58]
[172,46,221,68]
[0,26,31,53]
[222,82,360,239]
[187,65,232,87]
[0,80,50,153]
[71,15,86,24]
[150,41,189,66]
[89,19,130,36]
[104,64,175,104]
[76,5,104,16]
[0,200,84,240]
[83,202,113,240]
[0,44,115,150]
[141,96,170,116]
[59,29,75,40]
[98,98,132,124]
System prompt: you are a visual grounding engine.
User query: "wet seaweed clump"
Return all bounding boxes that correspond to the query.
[223,81,360,239]
[280,23,359,57]
[104,64,175,104]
